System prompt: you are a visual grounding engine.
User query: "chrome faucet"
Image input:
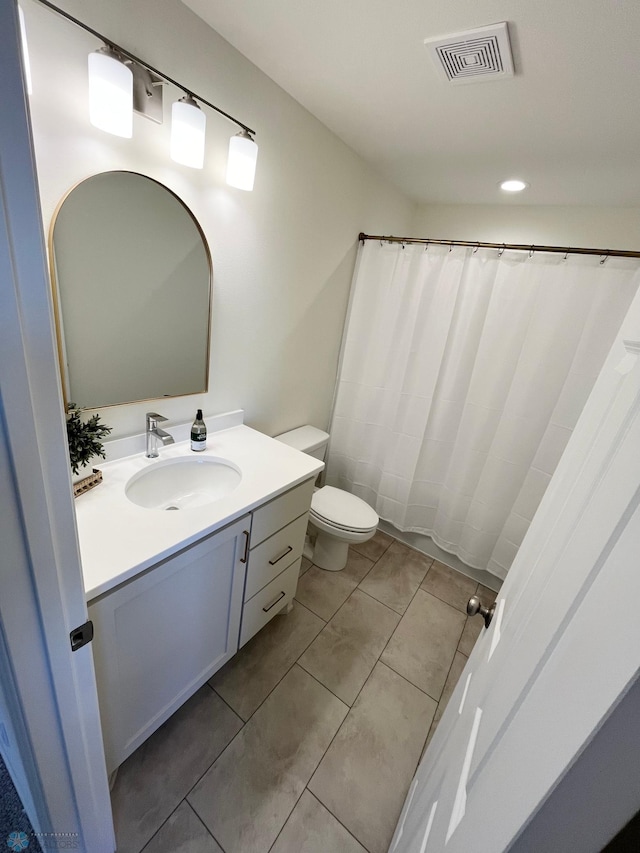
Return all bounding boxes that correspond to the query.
[145,412,175,458]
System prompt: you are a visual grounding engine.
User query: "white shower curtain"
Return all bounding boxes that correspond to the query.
[327,241,640,579]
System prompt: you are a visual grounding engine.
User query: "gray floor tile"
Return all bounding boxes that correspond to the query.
[458,613,484,656]
[434,650,468,725]
[142,802,223,853]
[299,588,400,705]
[381,589,465,700]
[477,583,498,605]
[209,600,324,720]
[421,560,477,613]
[350,529,395,562]
[424,650,469,752]
[295,550,374,621]
[309,662,436,853]
[189,665,348,853]
[299,556,312,577]
[358,541,432,614]
[111,686,242,853]
[271,790,367,853]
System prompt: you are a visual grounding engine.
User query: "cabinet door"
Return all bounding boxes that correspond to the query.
[240,558,301,647]
[245,512,308,599]
[89,515,249,773]
[250,478,315,546]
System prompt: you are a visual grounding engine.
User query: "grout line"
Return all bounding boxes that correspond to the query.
[305,789,373,853]
[376,658,441,704]
[296,660,352,709]
[137,799,182,853]
[259,663,356,852]
[356,583,407,616]
[306,660,420,853]
[294,587,340,622]
[207,681,245,723]
[137,798,227,853]
[419,586,471,620]
[214,597,327,723]
[377,651,444,704]
[186,800,228,853]
[298,602,405,797]
[305,664,380,795]
[419,580,478,614]
[295,596,329,623]
[266,787,309,853]
[185,796,228,853]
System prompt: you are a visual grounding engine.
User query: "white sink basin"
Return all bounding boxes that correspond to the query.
[125,456,242,510]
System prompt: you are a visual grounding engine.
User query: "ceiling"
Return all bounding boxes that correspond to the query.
[182,0,640,207]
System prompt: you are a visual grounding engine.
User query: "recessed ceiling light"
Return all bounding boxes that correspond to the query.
[500,179,528,192]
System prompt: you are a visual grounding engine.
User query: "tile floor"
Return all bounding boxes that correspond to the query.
[111,531,498,853]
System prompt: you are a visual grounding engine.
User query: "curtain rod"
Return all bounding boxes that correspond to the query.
[358,233,640,261]
[32,0,256,136]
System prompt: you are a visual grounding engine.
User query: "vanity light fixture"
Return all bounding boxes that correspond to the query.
[31,0,259,187]
[88,46,133,138]
[500,179,528,193]
[226,130,259,191]
[170,95,206,169]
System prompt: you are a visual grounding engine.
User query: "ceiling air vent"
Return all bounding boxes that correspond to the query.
[424,22,514,84]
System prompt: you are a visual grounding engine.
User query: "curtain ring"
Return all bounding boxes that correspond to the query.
[473,242,480,254]
[424,240,429,252]
[563,251,569,261]
[401,241,406,250]
[448,242,453,252]
[529,245,535,258]
[600,251,609,265]
[498,244,506,257]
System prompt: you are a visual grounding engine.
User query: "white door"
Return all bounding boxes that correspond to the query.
[391,289,640,852]
[0,2,114,849]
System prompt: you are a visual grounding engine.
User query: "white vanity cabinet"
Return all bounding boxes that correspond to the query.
[239,477,315,646]
[86,463,317,775]
[88,515,249,774]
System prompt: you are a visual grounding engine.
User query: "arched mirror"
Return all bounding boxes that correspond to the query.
[50,171,211,409]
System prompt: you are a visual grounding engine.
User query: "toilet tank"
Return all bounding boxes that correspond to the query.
[273,425,330,461]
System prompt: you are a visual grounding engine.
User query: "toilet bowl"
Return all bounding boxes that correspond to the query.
[274,426,379,572]
[308,485,378,571]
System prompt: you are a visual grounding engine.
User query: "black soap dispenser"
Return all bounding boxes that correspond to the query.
[191,409,207,452]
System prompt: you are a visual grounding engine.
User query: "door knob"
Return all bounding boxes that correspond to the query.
[467,595,496,629]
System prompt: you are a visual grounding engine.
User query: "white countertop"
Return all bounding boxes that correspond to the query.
[75,423,323,601]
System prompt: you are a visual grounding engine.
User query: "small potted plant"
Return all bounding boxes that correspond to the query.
[66,404,112,490]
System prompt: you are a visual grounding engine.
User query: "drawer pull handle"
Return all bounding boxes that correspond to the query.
[240,530,250,564]
[269,545,293,566]
[263,591,286,612]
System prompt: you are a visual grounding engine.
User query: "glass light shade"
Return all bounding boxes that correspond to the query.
[88,48,133,138]
[18,7,32,95]
[226,132,258,191]
[170,97,206,168]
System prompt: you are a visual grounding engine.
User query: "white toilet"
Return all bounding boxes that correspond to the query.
[274,426,379,572]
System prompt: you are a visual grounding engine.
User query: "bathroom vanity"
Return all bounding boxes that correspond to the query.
[76,412,321,773]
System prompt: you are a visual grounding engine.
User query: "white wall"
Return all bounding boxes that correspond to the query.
[23,0,415,440]
[411,204,640,251]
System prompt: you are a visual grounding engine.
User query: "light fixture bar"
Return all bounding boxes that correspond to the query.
[33,0,256,137]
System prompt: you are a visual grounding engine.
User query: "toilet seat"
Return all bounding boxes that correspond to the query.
[310,486,378,534]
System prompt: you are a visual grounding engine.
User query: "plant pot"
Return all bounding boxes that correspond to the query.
[72,463,95,484]
[71,464,103,498]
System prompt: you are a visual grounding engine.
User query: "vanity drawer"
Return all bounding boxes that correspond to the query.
[250,478,315,547]
[240,559,300,647]
[245,512,308,600]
